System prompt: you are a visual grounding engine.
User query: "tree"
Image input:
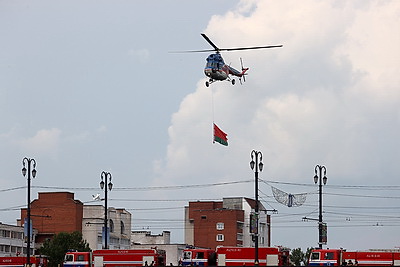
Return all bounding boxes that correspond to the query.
[39,231,91,267]
[290,247,305,266]
[290,247,313,266]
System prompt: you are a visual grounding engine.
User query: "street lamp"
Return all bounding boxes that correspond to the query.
[250,150,263,266]
[314,165,327,249]
[22,157,37,267]
[100,171,113,249]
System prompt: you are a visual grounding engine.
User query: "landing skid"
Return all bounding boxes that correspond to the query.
[205,78,236,87]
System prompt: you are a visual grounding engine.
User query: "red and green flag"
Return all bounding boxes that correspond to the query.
[213,123,228,146]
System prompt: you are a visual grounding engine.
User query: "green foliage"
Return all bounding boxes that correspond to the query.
[39,231,91,267]
[290,247,313,265]
[290,247,304,266]
[305,247,313,264]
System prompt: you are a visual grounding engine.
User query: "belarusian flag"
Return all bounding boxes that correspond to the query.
[213,123,228,146]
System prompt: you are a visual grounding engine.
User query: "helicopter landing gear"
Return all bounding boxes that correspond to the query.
[231,79,236,85]
[205,79,214,87]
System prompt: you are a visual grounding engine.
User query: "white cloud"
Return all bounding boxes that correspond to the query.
[156,0,400,249]
[18,128,62,159]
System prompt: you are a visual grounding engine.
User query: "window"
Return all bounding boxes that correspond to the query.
[216,223,224,230]
[183,251,192,260]
[64,255,73,262]
[120,221,125,234]
[77,255,85,261]
[325,252,334,260]
[109,219,114,233]
[216,234,224,242]
[201,215,207,220]
[196,252,204,259]
[237,233,243,241]
[311,252,320,260]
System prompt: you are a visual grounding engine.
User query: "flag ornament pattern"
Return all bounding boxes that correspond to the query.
[213,123,228,146]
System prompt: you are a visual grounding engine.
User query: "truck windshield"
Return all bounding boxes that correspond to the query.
[183,251,192,260]
[64,255,73,262]
[310,252,320,260]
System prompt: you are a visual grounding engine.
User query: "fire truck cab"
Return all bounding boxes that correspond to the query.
[309,249,342,266]
[181,248,216,266]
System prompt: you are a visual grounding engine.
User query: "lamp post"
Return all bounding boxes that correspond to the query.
[250,150,263,266]
[22,158,37,267]
[314,165,327,249]
[100,171,113,249]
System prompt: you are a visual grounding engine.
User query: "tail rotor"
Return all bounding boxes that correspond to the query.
[239,58,248,84]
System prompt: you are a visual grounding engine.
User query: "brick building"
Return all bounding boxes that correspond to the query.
[20,192,83,244]
[184,197,270,250]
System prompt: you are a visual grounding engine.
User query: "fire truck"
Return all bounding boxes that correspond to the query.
[181,246,290,266]
[63,249,166,267]
[216,246,290,266]
[308,248,400,266]
[0,256,47,267]
[181,248,216,266]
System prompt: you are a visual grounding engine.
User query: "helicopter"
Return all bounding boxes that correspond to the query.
[184,34,282,87]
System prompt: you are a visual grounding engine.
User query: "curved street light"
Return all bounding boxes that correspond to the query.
[100,171,113,249]
[314,165,327,249]
[250,150,263,266]
[22,157,37,266]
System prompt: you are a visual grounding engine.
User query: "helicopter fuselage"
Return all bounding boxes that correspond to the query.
[204,53,245,83]
[204,53,228,81]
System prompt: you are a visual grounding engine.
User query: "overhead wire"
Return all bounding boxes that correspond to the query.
[1,178,399,231]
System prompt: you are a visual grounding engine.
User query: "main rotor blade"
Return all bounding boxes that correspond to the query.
[169,49,217,53]
[220,45,283,51]
[201,33,220,52]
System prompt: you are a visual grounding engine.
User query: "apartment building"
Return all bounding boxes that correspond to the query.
[184,197,270,250]
[0,222,37,257]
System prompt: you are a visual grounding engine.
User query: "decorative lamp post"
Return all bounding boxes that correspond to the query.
[314,165,327,249]
[22,158,37,267]
[100,171,113,249]
[250,150,263,266]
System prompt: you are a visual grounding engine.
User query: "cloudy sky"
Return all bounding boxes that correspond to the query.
[1,0,399,251]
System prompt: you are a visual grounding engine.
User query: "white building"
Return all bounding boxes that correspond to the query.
[82,205,131,250]
[0,222,36,257]
[131,230,185,266]
[131,230,170,245]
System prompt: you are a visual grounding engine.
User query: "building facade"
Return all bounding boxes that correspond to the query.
[20,192,83,244]
[184,197,270,250]
[131,230,170,245]
[0,222,36,257]
[82,205,131,250]
[130,230,184,266]
[19,192,132,251]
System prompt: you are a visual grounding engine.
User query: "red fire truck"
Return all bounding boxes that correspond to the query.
[181,246,290,266]
[64,249,166,267]
[216,246,290,266]
[0,256,47,267]
[308,248,400,266]
[181,248,216,266]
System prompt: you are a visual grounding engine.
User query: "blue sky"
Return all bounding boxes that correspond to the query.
[1,0,400,251]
